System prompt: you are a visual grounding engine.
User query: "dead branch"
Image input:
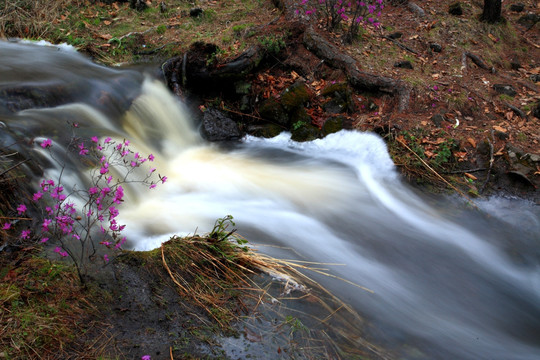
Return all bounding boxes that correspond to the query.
[303,27,411,111]
[464,52,493,72]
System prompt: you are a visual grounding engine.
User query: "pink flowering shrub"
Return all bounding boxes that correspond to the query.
[296,0,385,43]
[3,123,165,283]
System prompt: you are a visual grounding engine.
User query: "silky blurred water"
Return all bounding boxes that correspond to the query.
[2,40,540,359]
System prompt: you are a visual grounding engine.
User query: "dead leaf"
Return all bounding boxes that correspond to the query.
[465,173,478,180]
[99,33,112,40]
[505,111,514,121]
[488,33,498,43]
[467,138,477,148]
[431,73,441,79]
[493,125,506,133]
[494,146,505,156]
[103,20,112,26]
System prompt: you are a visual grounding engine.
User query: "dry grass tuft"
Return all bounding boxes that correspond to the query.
[0,0,70,39]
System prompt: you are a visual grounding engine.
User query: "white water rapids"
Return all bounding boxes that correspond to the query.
[2,41,540,359]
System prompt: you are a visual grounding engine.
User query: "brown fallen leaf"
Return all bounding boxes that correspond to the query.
[99,33,112,40]
[488,33,498,43]
[493,125,506,133]
[465,173,478,181]
[467,137,477,148]
[103,20,112,26]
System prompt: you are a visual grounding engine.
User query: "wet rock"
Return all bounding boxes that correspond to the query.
[280,82,310,112]
[246,124,283,138]
[449,2,463,16]
[530,74,540,83]
[429,43,443,53]
[493,84,517,97]
[258,97,289,126]
[495,130,509,140]
[388,32,402,39]
[200,108,242,141]
[322,116,345,136]
[510,3,525,12]
[394,60,413,69]
[289,107,311,128]
[291,124,320,142]
[321,82,355,114]
[431,113,445,127]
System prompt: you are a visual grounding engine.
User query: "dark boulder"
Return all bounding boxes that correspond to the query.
[259,97,289,126]
[291,124,320,142]
[510,3,525,12]
[200,108,242,141]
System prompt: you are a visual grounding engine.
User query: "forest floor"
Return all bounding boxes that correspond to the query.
[0,0,539,359]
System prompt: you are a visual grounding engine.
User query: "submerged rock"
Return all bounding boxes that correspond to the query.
[291,123,320,142]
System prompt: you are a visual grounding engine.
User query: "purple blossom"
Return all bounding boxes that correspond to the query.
[41,139,52,148]
[33,191,43,201]
[17,204,27,214]
[20,229,31,239]
[2,223,11,230]
[91,136,99,143]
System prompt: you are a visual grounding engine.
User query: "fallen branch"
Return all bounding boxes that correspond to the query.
[464,52,494,72]
[397,138,478,208]
[443,168,488,174]
[303,27,411,111]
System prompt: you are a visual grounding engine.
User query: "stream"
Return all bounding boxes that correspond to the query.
[1,40,540,359]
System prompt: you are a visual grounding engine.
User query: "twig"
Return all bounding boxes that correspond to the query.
[503,102,528,120]
[443,168,488,174]
[0,159,29,177]
[397,138,478,208]
[480,130,494,194]
[135,41,180,55]
[382,35,419,55]
[220,107,264,121]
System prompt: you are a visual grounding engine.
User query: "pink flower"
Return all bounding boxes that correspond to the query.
[54,247,69,257]
[42,218,52,231]
[89,187,99,195]
[40,237,49,243]
[78,143,89,156]
[104,137,112,144]
[130,161,137,167]
[2,223,11,230]
[17,204,27,215]
[150,167,156,173]
[41,139,52,148]
[20,229,31,239]
[142,356,151,360]
[433,85,439,91]
[104,254,109,263]
[149,184,157,189]
[100,163,109,175]
[106,176,113,184]
[33,191,43,201]
[91,136,99,143]
[161,176,167,184]
[148,154,155,162]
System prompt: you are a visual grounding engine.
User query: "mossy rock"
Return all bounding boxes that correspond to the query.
[321,82,354,114]
[246,124,283,138]
[280,82,310,112]
[289,107,311,128]
[291,124,320,142]
[322,116,345,136]
[321,82,349,97]
[258,97,289,126]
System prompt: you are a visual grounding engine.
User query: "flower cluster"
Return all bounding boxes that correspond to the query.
[2,128,165,283]
[296,0,385,43]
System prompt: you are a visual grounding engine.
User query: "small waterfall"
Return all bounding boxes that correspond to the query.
[2,41,540,360]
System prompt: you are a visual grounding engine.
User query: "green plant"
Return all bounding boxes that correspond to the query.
[209,215,237,242]
[292,120,307,131]
[258,34,286,55]
[156,24,167,35]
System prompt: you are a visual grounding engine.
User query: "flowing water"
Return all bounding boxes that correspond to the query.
[2,40,540,359]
